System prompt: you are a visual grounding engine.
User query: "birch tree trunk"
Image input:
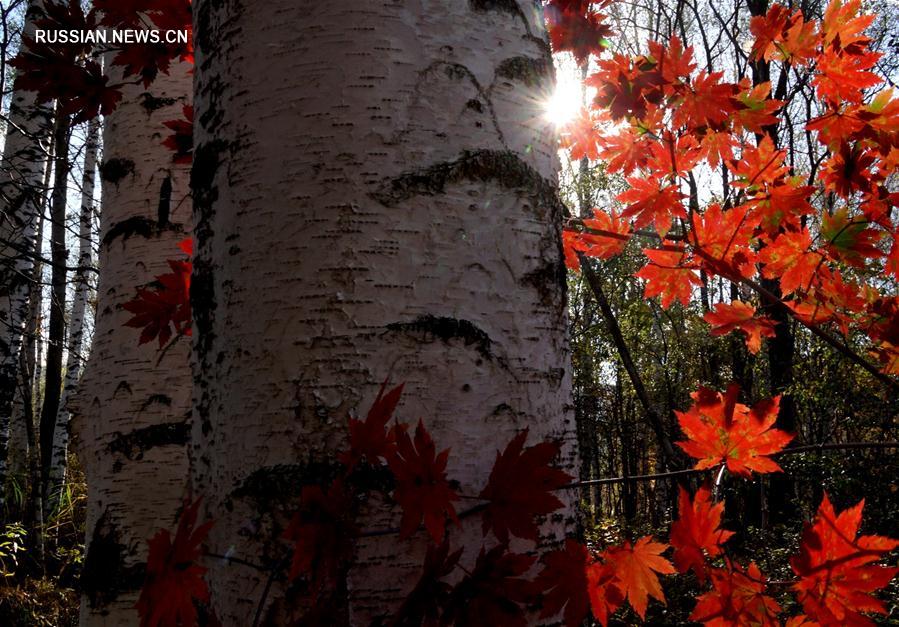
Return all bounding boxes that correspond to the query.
[7,151,52,488]
[48,117,100,509]
[72,61,193,624]
[0,0,53,503]
[192,1,576,623]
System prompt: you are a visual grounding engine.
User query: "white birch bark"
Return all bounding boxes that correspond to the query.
[71,61,193,624]
[7,151,52,486]
[0,0,53,500]
[192,1,577,623]
[47,117,100,509]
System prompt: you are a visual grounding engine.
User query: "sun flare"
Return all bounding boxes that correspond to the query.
[543,72,583,126]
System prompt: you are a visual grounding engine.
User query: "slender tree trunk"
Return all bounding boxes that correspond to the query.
[0,0,54,505]
[38,110,71,508]
[7,151,52,491]
[72,59,193,623]
[192,2,576,623]
[48,117,100,509]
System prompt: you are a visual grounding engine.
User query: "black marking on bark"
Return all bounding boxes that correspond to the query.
[139,92,177,113]
[81,510,145,608]
[158,175,172,226]
[495,56,550,86]
[522,258,567,307]
[466,98,484,113]
[113,380,132,398]
[233,462,341,506]
[99,158,135,184]
[107,420,190,462]
[386,315,494,360]
[470,0,521,15]
[139,393,173,412]
[191,139,229,437]
[492,403,514,416]
[102,216,185,247]
[370,150,565,220]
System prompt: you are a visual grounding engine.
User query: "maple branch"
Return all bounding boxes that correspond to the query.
[252,553,290,627]
[563,442,899,488]
[735,271,899,393]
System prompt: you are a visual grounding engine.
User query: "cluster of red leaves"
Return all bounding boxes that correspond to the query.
[136,381,898,626]
[10,0,192,124]
[560,0,899,374]
[123,238,192,347]
[10,0,120,122]
[136,499,213,627]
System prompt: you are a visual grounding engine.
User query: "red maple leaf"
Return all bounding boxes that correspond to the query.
[814,46,882,105]
[588,53,666,120]
[791,493,899,626]
[387,420,459,543]
[283,479,357,590]
[339,380,404,469]
[670,485,735,582]
[692,203,759,280]
[546,5,613,64]
[704,301,777,355]
[690,561,781,626]
[478,429,572,543]
[733,81,783,135]
[635,248,701,309]
[587,559,624,627]
[728,136,789,191]
[534,539,593,627]
[759,228,823,296]
[390,540,461,627]
[672,70,736,130]
[598,126,651,175]
[820,143,877,198]
[559,108,605,161]
[93,0,157,28]
[162,105,194,164]
[617,179,686,237]
[136,499,212,627]
[123,241,192,347]
[821,207,885,268]
[563,210,631,269]
[750,4,819,64]
[675,384,793,477]
[601,536,676,619]
[442,545,536,627]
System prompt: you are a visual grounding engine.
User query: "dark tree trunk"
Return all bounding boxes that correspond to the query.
[38,111,70,503]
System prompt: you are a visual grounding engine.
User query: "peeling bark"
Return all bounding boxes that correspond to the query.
[192,1,576,623]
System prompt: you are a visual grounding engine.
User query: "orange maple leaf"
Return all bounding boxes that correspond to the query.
[704,301,777,354]
[759,229,823,296]
[675,384,793,477]
[635,248,701,309]
[791,494,899,626]
[617,178,686,237]
[670,485,735,582]
[601,536,675,619]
